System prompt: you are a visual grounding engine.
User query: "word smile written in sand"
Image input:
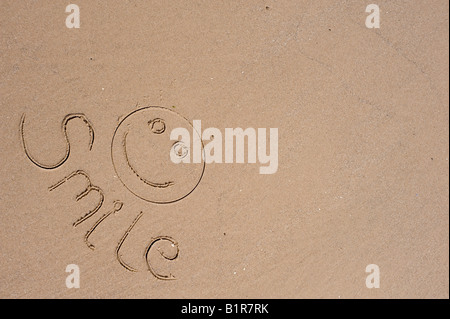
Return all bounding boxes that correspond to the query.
[20,106,278,280]
[170,120,279,174]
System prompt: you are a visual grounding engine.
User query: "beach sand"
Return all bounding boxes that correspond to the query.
[0,0,448,298]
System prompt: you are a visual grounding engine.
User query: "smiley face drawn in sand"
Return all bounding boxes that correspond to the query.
[111,106,205,204]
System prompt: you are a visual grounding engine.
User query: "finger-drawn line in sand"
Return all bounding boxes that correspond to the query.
[115,211,144,272]
[20,113,94,169]
[122,131,175,189]
[85,200,123,250]
[144,236,179,281]
[49,170,104,227]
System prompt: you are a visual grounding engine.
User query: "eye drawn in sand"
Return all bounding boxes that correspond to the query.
[20,107,205,281]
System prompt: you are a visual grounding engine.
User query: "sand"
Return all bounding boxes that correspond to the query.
[0,0,448,298]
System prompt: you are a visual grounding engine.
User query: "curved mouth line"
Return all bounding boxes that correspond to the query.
[122,131,174,189]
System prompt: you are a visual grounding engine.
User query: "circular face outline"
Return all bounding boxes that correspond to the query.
[111,106,205,204]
